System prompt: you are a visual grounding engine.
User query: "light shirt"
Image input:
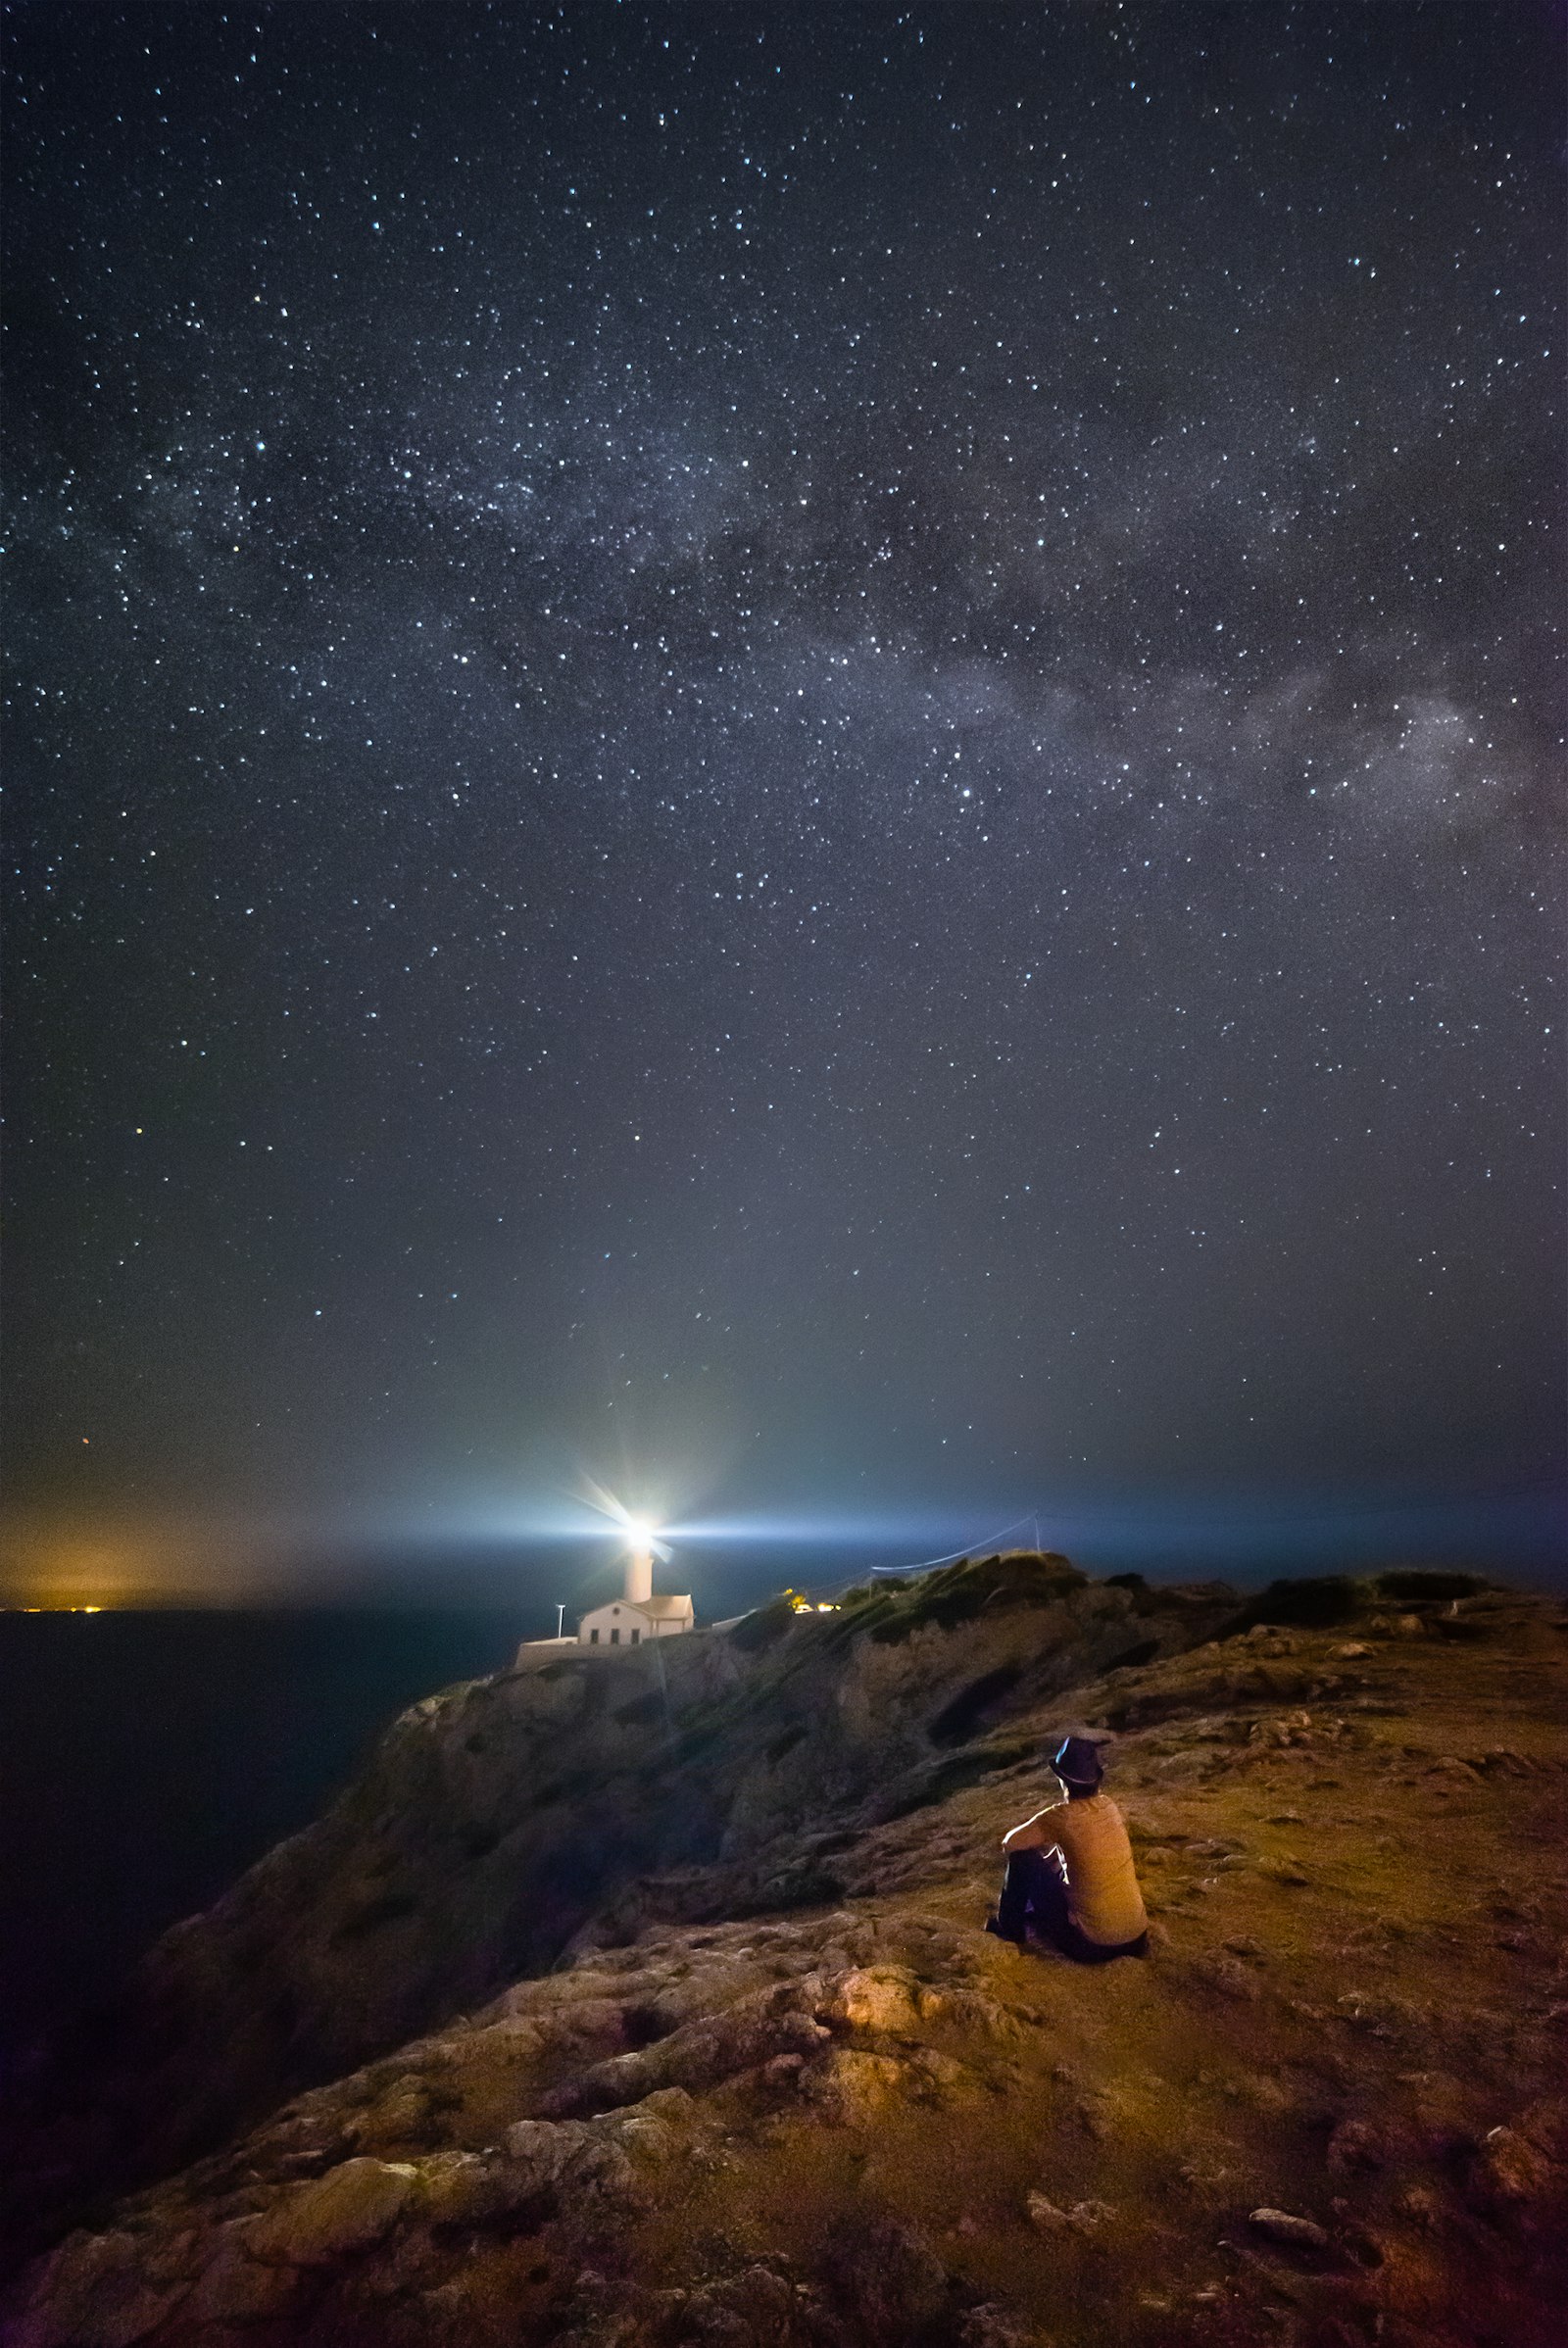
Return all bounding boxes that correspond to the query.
[1013,1791,1148,1946]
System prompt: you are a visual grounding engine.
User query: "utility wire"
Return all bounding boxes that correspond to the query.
[871,1507,1052,1578]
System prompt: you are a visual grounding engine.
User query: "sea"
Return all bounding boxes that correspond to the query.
[0,1608,544,2076]
[0,1556,802,2077]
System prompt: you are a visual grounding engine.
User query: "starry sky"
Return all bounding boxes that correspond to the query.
[3,2,1563,1605]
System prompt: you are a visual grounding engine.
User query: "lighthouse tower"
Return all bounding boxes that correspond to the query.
[575,1520,694,1650]
[624,1537,654,1606]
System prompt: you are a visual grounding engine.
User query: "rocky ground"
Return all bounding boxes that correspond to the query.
[3,1560,1565,2347]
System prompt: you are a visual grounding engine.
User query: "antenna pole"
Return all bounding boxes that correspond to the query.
[556,1602,565,1639]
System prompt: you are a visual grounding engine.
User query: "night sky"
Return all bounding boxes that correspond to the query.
[4,3,1563,1606]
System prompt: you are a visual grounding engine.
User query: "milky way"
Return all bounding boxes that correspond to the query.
[4,5,1562,1591]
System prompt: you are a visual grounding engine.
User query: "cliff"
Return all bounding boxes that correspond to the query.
[4,1559,1565,2348]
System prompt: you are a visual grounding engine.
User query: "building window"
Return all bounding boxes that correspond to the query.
[630,1627,640,1645]
[589,1628,599,1645]
[610,1627,619,1645]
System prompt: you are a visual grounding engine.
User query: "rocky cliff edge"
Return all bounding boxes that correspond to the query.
[4,1558,1565,2348]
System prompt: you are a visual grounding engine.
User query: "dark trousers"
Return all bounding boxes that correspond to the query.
[996,1846,1148,1965]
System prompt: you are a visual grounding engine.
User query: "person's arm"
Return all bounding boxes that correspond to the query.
[1002,1802,1064,1853]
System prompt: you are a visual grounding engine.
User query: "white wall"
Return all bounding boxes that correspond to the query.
[577,1599,692,1647]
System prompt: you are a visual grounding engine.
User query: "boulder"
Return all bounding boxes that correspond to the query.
[245,2155,416,2266]
[1469,2124,1562,2212]
[802,2047,908,2123]
[185,2230,301,2324]
[1025,2193,1113,2235]
[1247,2207,1330,2252]
[821,1965,923,2036]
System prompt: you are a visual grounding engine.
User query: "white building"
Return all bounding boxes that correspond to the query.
[576,1535,694,1648]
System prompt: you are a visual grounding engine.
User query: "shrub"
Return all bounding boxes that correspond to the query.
[1230,1576,1365,1631]
[1374,1569,1494,1602]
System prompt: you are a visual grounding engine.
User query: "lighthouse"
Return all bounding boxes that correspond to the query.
[576,1518,694,1649]
[623,1533,654,1606]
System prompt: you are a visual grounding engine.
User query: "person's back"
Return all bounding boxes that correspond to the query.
[1046,1788,1147,1946]
[987,1734,1149,1962]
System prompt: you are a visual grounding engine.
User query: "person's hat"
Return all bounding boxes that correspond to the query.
[1052,1735,1104,1788]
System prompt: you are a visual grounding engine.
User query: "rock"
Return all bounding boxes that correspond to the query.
[9,2232,189,2348]
[1334,1641,1371,1658]
[1328,2200,1387,2268]
[613,2105,687,2164]
[359,2077,434,2145]
[1247,2207,1330,2252]
[245,2155,416,2265]
[960,2307,1047,2347]
[802,2046,908,2123]
[410,2145,564,2232]
[185,2230,301,2324]
[943,1987,1030,2044]
[407,2147,485,2222]
[909,2048,973,2106]
[504,2116,608,2185]
[1190,1953,1259,2002]
[1066,2199,1115,2232]
[8,2234,192,2348]
[823,2216,952,2342]
[1393,2183,1445,2230]
[539,1982,830,2118]
[823,1964,923,2035]
[1471,2125,1562,2210]
[673,2263,797,2340]
[1026,2186,1114,2236]
[1326,2118,1387,2173]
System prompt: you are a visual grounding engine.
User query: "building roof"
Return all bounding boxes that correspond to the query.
[580,1591,694,1622]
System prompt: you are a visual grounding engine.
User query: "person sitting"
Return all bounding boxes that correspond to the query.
[986,1734,1149,1962]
